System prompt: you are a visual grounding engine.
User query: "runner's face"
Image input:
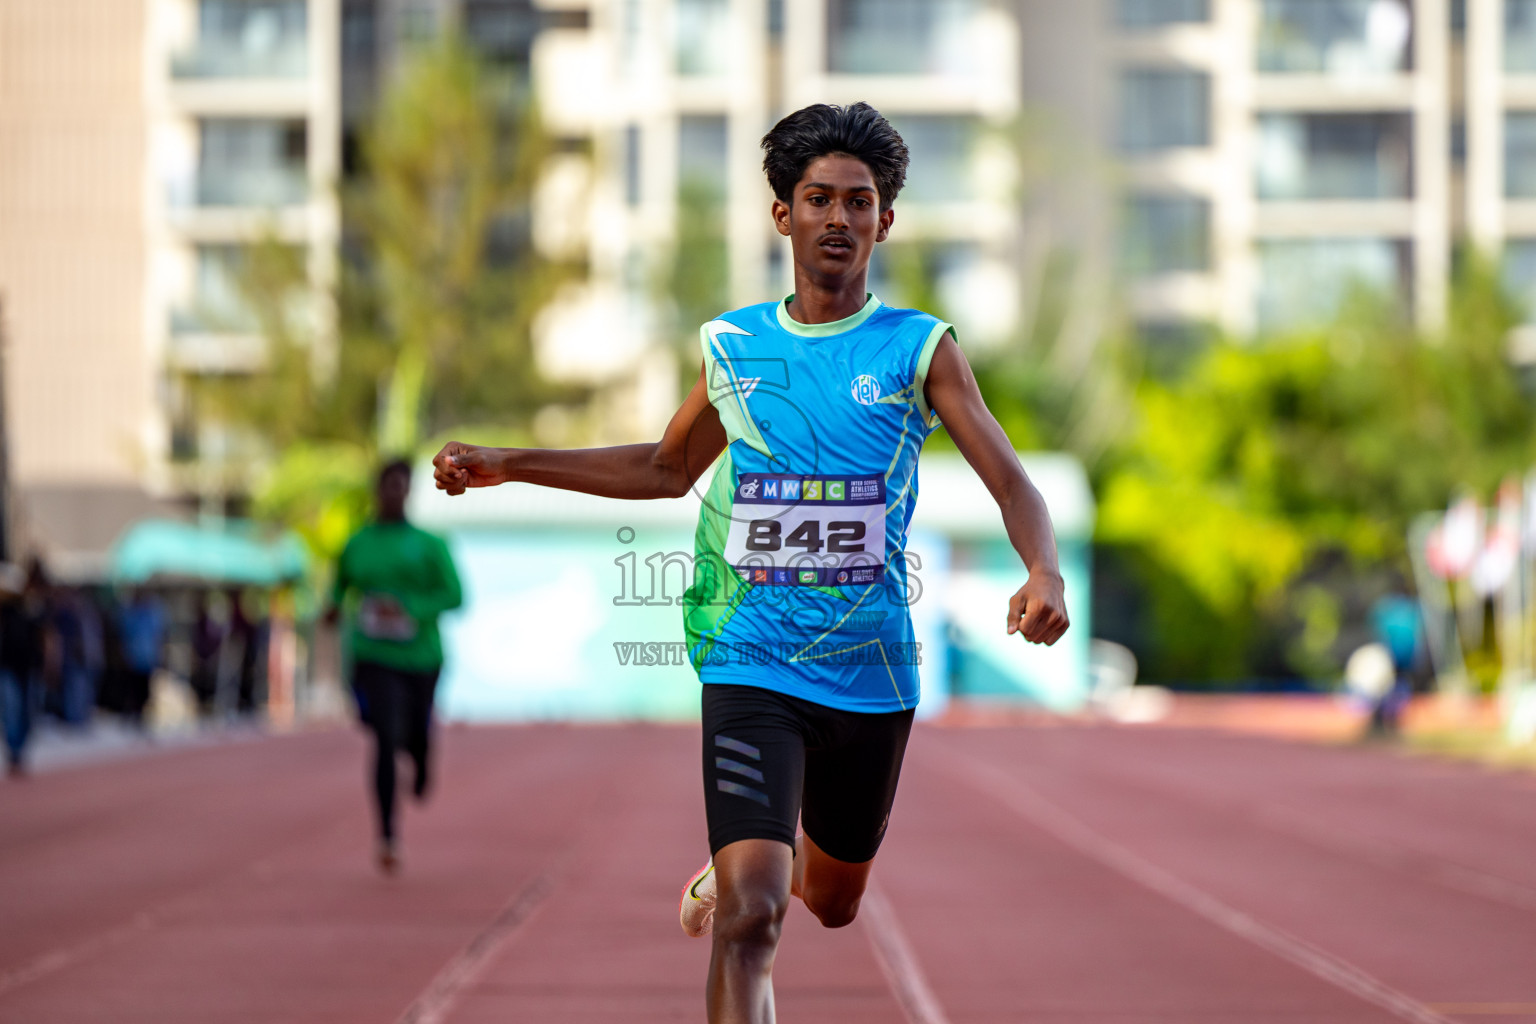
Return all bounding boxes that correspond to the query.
[775,154,893,284]
[377,470,410,520]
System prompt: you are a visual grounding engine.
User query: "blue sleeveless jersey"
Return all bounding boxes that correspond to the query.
[682,294,954,712]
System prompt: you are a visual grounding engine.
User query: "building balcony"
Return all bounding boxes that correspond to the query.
[171,38,308,80]
[1251,73,1416,111]
[1254,199,1416,236]
[166,310,267,374]
[170,302,260,337]
[168,167,309,211]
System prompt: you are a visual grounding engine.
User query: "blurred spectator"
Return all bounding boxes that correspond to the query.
[191,591,227,714]
[116,588,166,727]
[0,562,45,776]
[1368,592,1422,735]
[231,589,270,714]
[51,587,104,726]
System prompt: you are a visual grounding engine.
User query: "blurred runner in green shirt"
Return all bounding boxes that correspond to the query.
[329,458,462,874]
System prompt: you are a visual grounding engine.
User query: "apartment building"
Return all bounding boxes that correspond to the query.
[147,0,341,480]
[530,0,1025,433]
[1110,0,1536,339]
[0,0,340,574]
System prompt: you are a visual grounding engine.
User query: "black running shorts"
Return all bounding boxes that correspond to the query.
[700,683,916,864]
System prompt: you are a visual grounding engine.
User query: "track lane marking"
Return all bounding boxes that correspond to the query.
[1059,741,1536,917]
[1426,1004,1536,1015]
[859,880,952,1024]
[935,745,1457,1024]
[394,861,565,1024]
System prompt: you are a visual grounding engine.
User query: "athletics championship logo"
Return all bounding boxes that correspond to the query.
[850,374,881,405]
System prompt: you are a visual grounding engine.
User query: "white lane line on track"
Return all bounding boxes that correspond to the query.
[936,748,1457,1024]
[394,865,562,1024]
[1074,749,1536,917]
[859,880,952,1024]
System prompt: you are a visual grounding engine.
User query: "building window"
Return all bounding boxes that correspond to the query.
[398,1,439,43]
[197,119,308,207]
[1117,0,1210,28]
[342,0,377,64]
[623,124,642,206]
[676,0,731,75]
[463,1,539,69]
[679,116,728,200]
[885,115,980,203]
[1257,238,1408,330]
[170,245,260,335]
[1136,320,1215,376]
[172,0,308,78]
[1256,112,1412,199]
[1257,0,1412,75]
[1122,194,1211,276]
[1505,240,1536,322]
[826,0,980,76]
[1508,114,1536,198]
[867,242,982,319]
[1119,68,1210,151]
[1508,0,1536,72]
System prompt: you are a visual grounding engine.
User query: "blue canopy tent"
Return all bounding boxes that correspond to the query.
[110,519,309,586]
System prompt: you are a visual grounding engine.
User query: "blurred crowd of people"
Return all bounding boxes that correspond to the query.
[0,560,279,777]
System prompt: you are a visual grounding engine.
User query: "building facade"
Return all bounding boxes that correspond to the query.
[1110,0,1536,339]
[9,0,1536,571]
[0,0,340,573]
[530,0,1025,428]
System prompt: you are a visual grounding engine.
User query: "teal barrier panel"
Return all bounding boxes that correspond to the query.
[419,451,1093,721]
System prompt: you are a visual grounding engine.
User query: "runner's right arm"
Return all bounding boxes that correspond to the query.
[431,363,726,500]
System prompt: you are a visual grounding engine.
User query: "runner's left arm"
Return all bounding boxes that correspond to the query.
[923,334,1070,647]
[423,536,464,616]
[323,537,354,627]
[431,362,727,500]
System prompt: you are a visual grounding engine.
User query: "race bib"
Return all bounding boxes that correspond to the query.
[723,473,886,586]
[358,593,418,641]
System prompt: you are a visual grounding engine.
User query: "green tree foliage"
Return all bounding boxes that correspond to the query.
[1098,256,1536,682]
[195,35,580,561]
[663,178,730,391]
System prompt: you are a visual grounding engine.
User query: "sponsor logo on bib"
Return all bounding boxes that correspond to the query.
[850,374,881,405]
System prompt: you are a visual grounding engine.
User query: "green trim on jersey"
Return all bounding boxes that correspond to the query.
[684,449,753,671]
[913,322,955,428]
[774,292,882,338]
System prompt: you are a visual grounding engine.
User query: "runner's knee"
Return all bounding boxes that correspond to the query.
[801,884,862,929]
[714,887,788,950]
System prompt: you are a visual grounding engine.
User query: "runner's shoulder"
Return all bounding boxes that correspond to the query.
[701,300,781,334]
[868,302,947,333]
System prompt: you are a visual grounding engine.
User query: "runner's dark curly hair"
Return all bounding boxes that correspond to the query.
[377,457,412,486]
[761,103,908,212]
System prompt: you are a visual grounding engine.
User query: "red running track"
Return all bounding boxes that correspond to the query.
[3,722,1536,1023]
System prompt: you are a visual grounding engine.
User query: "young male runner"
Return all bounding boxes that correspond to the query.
[433,102,1068,1022]
[329,459,463,874]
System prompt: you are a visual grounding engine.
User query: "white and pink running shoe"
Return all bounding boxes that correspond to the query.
[679,861,717,938]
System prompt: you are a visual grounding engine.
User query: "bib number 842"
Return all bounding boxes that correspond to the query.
[745,519,866,554]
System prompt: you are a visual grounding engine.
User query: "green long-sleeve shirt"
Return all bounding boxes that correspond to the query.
[332,520,463,673]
